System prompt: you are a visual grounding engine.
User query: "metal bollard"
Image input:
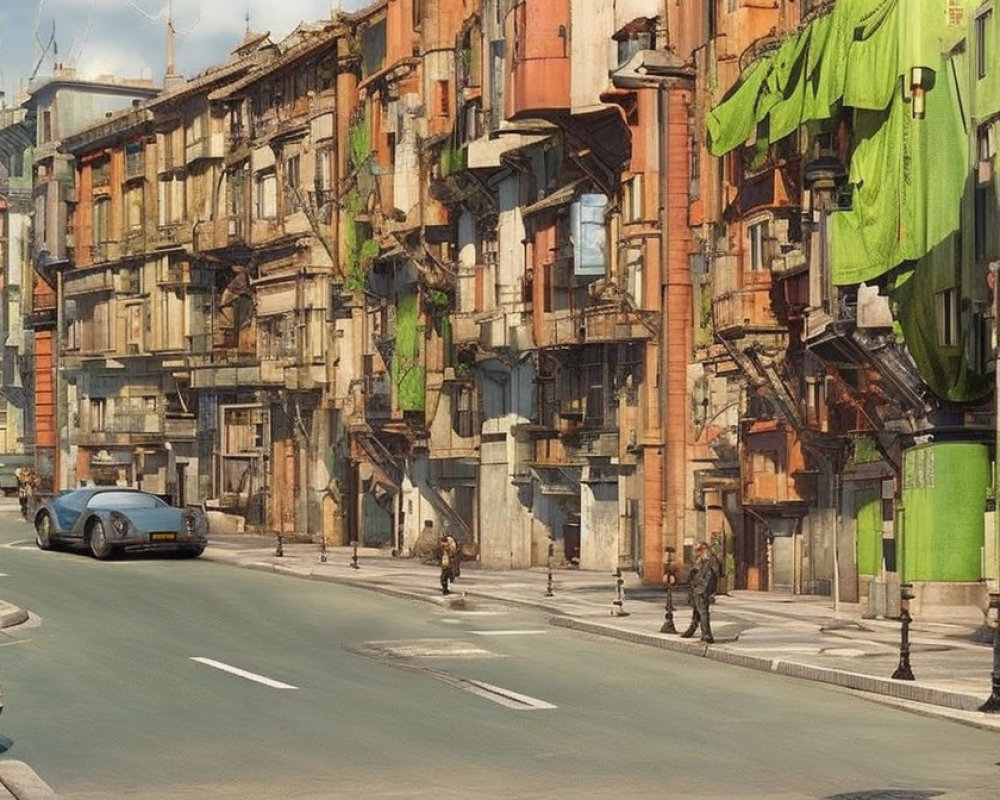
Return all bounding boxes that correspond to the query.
[545,540,555,597]
[319,534,328,564]
[350,539,360,570]
[611,567,630,617]
[660,547,677,634]
[978,592,1000,713]
[274,533,284,558]
[891,583,916,681]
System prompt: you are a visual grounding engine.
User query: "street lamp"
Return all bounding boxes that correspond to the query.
[891,582,916,681]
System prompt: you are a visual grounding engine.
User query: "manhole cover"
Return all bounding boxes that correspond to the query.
[352,638,498,660]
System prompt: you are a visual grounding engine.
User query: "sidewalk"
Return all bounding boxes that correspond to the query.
[200,538,1000,733]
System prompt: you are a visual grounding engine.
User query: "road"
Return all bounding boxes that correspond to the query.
[0,512,997,799]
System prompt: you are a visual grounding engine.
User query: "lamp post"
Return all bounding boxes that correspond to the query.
[544,538,555,597]
[891,582,916,681]
[661,547,678,634]
[978,592,1000,712]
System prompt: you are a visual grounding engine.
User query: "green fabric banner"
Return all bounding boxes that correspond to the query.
[394,290,426,412]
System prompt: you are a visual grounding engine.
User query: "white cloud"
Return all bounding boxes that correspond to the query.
[1,0,371,92]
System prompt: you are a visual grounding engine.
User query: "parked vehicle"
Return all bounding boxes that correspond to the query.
[33,488,206,559]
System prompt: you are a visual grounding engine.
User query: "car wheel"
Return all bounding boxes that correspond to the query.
[35,513,53,551]
[88,520,112,560]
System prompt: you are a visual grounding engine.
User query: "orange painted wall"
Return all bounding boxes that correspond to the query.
[505,0,570,119]
[34,330,56,450]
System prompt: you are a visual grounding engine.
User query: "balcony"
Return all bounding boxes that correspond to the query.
[185,134,223,166]
[505,0,571,120]
[712,286,782,339]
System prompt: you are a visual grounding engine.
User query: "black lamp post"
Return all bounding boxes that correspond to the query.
[978,591,1000,712]
[891,582,916,681]
[545,539,555,597]
[661,547,678,634]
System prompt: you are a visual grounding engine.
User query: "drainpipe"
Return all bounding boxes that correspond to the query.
[658,81,670,582]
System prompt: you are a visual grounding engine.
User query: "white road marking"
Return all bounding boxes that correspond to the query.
[463,680,556,710]
[0,572,7,577]
[469,629,547,637]
[190,657,298,689]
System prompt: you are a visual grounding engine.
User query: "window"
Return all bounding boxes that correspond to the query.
[623,175,643,222]
[935,288,960,347]
[256,169,277,219]
[284,155,301,214]
[748,220,768,271]
[259,313,297,360]
[94,198,111,260]
[92,157,111,187]
[158,175,185,226]
[125,142,144,179]
[436,80,450,117]
[125,184,144,232]
[91,398,106,432]
[977,10,992,80]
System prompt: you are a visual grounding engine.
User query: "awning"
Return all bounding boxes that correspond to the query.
[522,178,586,218]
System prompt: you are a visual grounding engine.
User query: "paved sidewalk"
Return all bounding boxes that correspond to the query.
[200,538,1000,732]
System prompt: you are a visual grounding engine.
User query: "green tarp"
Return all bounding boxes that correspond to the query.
[706,0,987,401]
[394,289,426,412]
[706,0,970,286]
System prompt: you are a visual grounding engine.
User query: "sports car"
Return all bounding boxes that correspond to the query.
[33,488,206,559]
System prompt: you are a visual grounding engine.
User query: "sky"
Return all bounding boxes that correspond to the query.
[0,0,368,104]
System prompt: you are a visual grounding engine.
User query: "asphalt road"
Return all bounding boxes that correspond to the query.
[0,514,998,799]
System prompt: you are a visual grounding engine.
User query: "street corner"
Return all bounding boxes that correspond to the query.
[0,601,27,629]
[0,760,64,800]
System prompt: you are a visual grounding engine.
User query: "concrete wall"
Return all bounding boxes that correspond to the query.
[581,476,619,570]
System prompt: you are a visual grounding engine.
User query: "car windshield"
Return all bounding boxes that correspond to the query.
[86,492,166,511]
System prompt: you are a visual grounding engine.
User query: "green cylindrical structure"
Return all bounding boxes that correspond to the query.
[901,442,989,582]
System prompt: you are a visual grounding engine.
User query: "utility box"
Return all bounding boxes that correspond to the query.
[866,575,901,619]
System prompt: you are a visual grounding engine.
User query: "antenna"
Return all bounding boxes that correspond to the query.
[127,0,199,83]
[166,0,176,78]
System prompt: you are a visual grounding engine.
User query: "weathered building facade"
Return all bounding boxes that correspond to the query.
[19,0,1000,613]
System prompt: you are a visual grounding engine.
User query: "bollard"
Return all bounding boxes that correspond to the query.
[611,567,630,617]
[350,539,360,570]
[660,548,677,634]
[978,592,1000,713]
[891,583,916,681]
[319,534,328,564]
[545,540,555,598]
[274,533,284,558]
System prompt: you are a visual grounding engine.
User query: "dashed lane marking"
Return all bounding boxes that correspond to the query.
[469,630,547,637]
[190,657,298,689]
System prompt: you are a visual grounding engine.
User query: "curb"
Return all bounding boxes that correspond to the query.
[550,617,988,712]
[0,761,62,800]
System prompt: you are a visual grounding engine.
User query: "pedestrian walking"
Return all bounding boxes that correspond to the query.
[444,528,460,580]
[680,541,720,643]
[16,468,35,520]
[438,534,453,595]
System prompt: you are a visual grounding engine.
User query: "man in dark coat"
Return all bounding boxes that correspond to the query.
[680,541,720,643]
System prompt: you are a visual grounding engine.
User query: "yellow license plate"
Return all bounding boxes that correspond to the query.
[150,532,176,542]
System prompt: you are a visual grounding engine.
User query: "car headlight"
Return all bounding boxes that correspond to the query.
[110,512,129,536]
[183,514,196,536]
